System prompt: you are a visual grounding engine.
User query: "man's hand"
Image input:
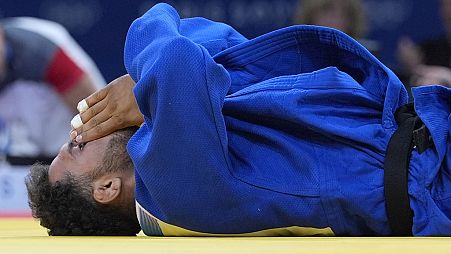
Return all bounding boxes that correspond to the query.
[70,74,144,143]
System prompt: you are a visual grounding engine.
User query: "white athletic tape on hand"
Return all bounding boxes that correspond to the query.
[77,99,89,113]
[71,114,83,129]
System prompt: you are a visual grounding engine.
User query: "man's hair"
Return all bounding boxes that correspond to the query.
[25,127,141,236]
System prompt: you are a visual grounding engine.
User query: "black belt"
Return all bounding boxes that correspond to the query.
[384,103,432,236]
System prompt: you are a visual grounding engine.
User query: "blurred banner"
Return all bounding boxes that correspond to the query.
[0,0,444,82]
[0,164,30,216]
[0,0,445,216]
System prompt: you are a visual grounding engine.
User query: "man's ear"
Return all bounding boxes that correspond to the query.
[93,177,122,204]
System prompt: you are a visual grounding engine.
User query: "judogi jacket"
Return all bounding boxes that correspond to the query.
[125,3,451,236]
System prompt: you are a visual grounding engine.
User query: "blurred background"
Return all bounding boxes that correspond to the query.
[0,0,448,216]
[0,0,445,81]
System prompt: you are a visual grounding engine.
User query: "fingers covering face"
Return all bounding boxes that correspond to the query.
[76,117,118,143]
[71,114,83,129]
[76,99,110,134]
[84,87,108,110]
[77,99,89,113]
[70,74,139,143]
[79,99,108,124]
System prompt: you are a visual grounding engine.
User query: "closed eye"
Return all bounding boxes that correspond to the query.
[78,143,86,151]
[67,141,86,155]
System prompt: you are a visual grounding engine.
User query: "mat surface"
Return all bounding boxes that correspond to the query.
[0,218,450,254]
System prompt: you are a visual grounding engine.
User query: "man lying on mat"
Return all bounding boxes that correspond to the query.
[26,3,450,236]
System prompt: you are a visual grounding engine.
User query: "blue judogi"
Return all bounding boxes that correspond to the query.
[125,3,451,236]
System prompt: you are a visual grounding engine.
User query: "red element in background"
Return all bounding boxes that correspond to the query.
[44,47,85,94]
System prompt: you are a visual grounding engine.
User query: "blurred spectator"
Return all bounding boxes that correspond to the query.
[293,0,378,54]
[398,0,451,87]
[293,0,367,38]
[0,17,105,164]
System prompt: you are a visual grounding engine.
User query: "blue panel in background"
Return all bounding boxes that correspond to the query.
[0,0,446,82]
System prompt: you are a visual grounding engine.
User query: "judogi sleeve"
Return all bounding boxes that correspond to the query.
[124,3,240,230]
[179,17,247,56]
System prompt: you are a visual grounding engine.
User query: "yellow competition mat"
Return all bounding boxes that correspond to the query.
[0,218,450,254]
